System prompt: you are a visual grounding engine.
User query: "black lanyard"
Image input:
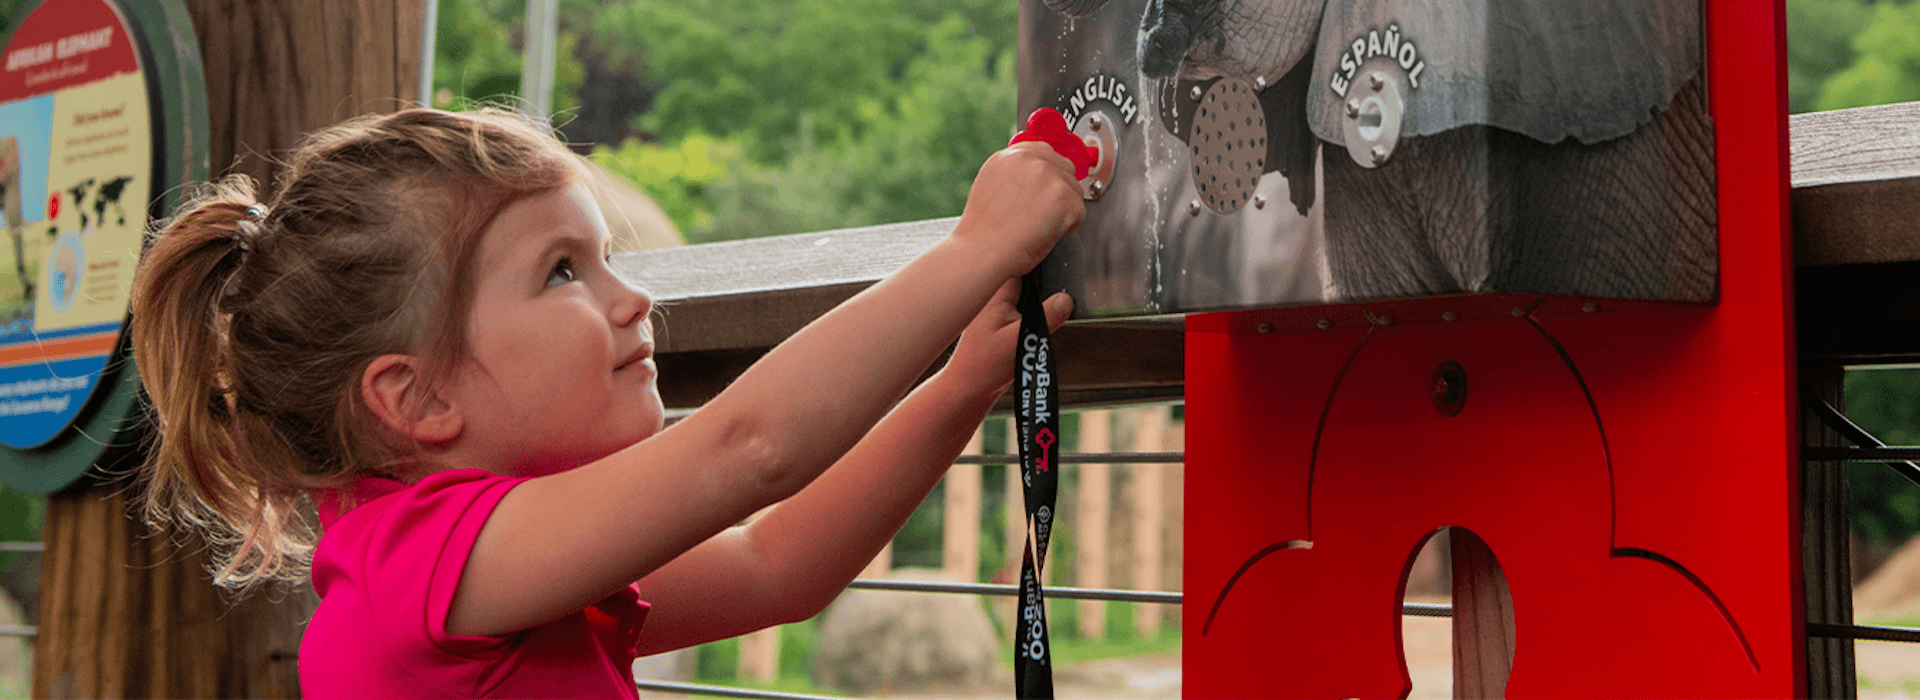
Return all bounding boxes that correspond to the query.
[1013,271,1059,700]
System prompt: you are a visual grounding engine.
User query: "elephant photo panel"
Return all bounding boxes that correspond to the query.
[1018,0,1717,317]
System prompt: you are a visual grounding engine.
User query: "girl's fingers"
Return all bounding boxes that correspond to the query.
[1043,291,1074,332]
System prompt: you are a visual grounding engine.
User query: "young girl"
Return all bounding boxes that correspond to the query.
[129,107,1082,698]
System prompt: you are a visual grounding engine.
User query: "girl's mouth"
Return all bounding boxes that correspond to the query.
[616,342,655,371]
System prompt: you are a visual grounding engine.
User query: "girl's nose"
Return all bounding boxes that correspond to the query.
[609,278,653,329]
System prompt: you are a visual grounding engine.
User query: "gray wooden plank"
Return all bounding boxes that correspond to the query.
[1791,102,1920,266]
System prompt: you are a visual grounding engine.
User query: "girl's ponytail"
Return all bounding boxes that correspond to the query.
[131,176,312,587]
[128,108,582,591]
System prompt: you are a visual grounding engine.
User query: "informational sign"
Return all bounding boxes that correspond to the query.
[1019,0,1716,318]
[0,0,148,449]
[0,0,205,492]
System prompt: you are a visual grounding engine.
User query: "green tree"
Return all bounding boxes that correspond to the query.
[1787,0,1874,112]
[1813,0,1920,110]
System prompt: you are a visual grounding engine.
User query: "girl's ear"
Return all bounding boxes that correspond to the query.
[361,354,463,443]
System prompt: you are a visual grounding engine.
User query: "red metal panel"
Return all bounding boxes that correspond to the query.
[1182,0,1791,695]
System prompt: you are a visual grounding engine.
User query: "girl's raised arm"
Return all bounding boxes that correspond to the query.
[446,142,1083,637]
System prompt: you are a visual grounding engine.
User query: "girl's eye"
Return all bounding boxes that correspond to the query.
[545,258,577,287]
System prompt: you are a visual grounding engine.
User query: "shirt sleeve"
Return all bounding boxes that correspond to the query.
[344,469,531,659]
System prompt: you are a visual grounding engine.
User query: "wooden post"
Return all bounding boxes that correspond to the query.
[1075,409,1111,640]
[1450,528,1515,698]
[35,477,312,698]
[737,627,781,684]
[33,3,423,696]
[1163,410,1183,629]
[1125,406,1168,638]
[1800,364,1855,698]
[943,428,984,582]
[860,542,893,581]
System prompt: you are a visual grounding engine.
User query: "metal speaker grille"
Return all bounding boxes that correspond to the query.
[1190,77,1266,215]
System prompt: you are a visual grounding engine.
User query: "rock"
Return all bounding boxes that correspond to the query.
[1855,533,1920,617]
[812,568,1006,695]
[631,647,695,684]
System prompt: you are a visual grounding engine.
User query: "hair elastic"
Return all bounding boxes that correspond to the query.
[233,204,266,252]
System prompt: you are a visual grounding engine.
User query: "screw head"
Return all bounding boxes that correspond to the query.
[1191,85,1204,102]
[1254,75,1267,90]
[1188,200,1202,216]
[1369,72,1385,90]
[1431,361,1468,417]
[1088,114,1104,131]
[1345,99,1361,118]
[1370,145,1388,165]
[1088,180,1105,198]
[1252,195,1266,210]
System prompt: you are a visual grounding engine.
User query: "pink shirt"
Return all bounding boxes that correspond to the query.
[302,469,649,698]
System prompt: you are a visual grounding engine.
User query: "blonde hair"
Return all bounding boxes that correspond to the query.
[130,108,581,590]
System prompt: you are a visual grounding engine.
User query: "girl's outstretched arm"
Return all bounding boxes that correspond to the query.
[447,142,1082,638]
[629,281,1072,653]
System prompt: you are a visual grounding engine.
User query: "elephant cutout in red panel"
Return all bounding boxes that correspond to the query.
[1185,295,1794,698]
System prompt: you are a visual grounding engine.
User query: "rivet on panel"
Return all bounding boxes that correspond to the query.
[1257,323,1274,333]
[1376,315,1396,326]
[1188,200,1202,216]
[1511,307,1527,318]
[1582,302,1599,313]
[1252,195,1266,210]
[1441,311,1459,321]
[1191,85,1204,102]
[1316,319,1333,330]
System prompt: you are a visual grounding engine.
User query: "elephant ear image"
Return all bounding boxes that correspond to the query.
[1042,0,1109,18]
[1305,0,1702,146]
[1143,0,1326,215]
[1155,60,1319,215]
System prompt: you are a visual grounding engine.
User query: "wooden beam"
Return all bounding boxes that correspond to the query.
[1799,365,1857,698]
[1790,101,1920,267]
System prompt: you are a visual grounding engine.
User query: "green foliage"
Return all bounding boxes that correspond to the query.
[0,0,23,31]
[611,5,1019,242]
[591,133,738,234]
[430,0,584,114]
[693,635,739,681]
[0,487,43,571]
[1787,0,1874,112]
[440,0,1021,242]
[1813,0,1920,110]
[1842,368,1920,545]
